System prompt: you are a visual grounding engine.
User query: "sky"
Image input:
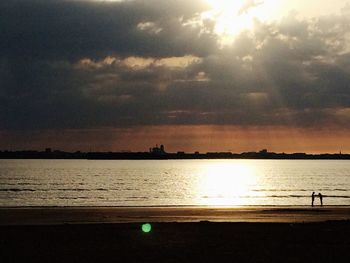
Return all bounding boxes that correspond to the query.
[1,0,350,153]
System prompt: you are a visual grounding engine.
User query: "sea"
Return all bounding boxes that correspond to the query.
[0,159,349,207]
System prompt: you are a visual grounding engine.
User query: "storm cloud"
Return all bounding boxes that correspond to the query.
[1,0,350,134]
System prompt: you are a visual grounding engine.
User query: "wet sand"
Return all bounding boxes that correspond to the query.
[1,207,350,262]
[1,206,350,225]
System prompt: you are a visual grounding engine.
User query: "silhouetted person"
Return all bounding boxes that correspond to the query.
[319,193,323,206]
[311,192,315,207]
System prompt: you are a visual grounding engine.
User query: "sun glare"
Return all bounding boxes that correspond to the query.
[203,0,276,44]
[205,0,244,11]
[196,161,258,206]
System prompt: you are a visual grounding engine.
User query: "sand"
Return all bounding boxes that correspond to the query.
[1,207,350,262]
[1,206,350,225]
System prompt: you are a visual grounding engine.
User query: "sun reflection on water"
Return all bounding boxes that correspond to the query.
[195,161,260,206]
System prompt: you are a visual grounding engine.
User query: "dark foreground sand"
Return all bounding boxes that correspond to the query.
[1,207,350,263]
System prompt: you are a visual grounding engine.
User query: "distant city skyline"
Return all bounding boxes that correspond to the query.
[0,126,348,155]
[2,146,349,160]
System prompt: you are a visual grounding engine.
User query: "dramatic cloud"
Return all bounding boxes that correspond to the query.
[0,0,215,60]
[1,0,350,151]
[238,0,264,15]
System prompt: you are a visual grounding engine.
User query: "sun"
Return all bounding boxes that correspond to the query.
[205,0,245,12]
[203,0,274,43]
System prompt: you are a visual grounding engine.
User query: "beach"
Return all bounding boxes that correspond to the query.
[1,207,349,262]
[1,206,350,225]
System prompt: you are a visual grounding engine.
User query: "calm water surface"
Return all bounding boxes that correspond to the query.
[0,159,349,206]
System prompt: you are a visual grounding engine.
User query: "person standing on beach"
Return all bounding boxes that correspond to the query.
[319,193,323,206]
[311,192,315,207]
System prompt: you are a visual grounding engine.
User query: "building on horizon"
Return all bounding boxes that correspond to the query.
[150,144,166,155]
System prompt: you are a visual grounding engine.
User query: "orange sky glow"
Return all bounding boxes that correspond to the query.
[1,126,349,154]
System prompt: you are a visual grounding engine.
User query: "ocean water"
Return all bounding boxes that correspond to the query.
[0,159,349,207]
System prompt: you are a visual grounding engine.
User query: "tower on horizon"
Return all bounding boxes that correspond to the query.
[150,144,166,155]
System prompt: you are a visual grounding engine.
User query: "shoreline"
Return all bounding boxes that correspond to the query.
[1,206,350,225]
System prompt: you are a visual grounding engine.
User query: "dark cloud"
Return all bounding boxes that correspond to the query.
[0,0,215,60]
[1,0,350,132]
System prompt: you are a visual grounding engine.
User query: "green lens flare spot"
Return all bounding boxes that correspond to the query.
[141,223,152,233]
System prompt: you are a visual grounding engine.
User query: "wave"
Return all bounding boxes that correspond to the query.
[252,189,350,192]
[0,188,111,192]
[2,188,350,200]
[267,195,350,199]
[200,194,350,199]
[0,188,36,192]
